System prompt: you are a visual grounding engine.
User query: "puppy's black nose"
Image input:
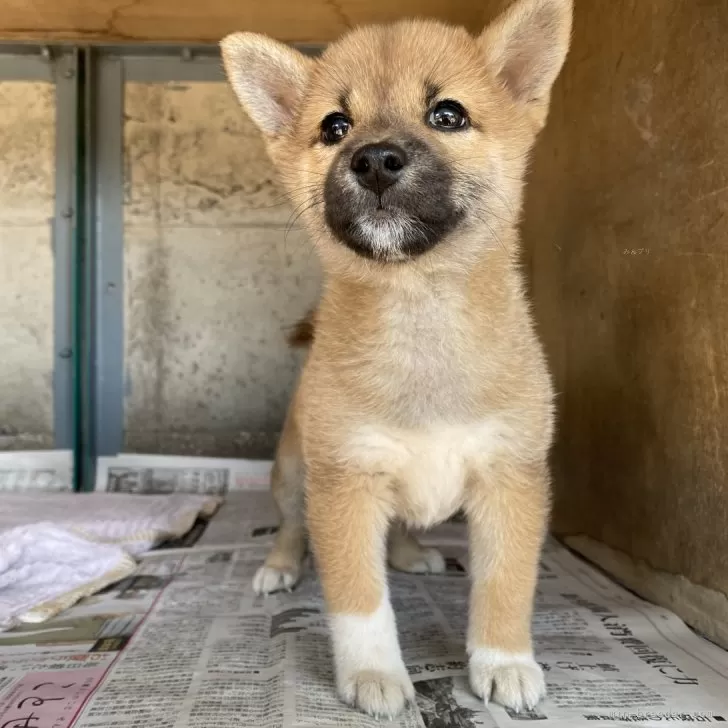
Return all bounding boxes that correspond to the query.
[350,142,408,194]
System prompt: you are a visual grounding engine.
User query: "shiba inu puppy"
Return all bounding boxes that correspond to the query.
[221,0,571,718]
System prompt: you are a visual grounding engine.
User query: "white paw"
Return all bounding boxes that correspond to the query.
[401,547,447,574]
[339,669,415,719]
[469,648,545,712]
[331,594,412,718]
[252,565,299,595]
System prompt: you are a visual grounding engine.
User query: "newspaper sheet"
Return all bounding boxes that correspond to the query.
[0,450,73,491]
[95,454,272,494]
[2,475,728,727]
[0,452,271,495]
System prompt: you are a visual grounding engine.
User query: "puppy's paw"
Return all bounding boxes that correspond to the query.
[339,669,415,719]
[332,601,413,718]
[397,546,446,574]
[252,565,299,595]
[469,648,545,713]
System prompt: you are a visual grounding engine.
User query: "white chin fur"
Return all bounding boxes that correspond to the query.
[354,215,417,258]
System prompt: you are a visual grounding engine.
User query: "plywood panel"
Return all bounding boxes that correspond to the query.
[0,0,493,43]
[523,0,728,627]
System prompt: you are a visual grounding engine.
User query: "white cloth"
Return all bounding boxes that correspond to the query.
[0,492,221,631]
[0,524,135,631]
[0,492,221,554]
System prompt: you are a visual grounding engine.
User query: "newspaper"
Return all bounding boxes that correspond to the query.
[0,451,271,495]
[0,450,73,491]
[95,454,272,494]
[1,473,728,727]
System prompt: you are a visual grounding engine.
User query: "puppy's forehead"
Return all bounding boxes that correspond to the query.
[311,21,486,113]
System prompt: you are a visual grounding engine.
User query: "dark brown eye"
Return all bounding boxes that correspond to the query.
[321,112,352,144]
[427,100,469,131]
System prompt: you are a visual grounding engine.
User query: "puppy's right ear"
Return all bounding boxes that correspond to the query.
[220,33,313,138]
[479,0,572,130]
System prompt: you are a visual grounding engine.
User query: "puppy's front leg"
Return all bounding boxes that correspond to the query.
[307,468,414,719]
[466,461,549,713]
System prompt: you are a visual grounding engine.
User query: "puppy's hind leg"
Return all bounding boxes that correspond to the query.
[253,405,307,595]
[388,522,446,575]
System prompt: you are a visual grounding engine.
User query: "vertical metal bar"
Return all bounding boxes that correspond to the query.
[69,47,126,491]
[62,48,124,490]
[91,53,125,466]
[52,50,79,455]
[73,47,92,490]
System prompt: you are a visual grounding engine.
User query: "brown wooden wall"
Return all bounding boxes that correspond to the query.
[0,0,489,44]
[523,0,728,645]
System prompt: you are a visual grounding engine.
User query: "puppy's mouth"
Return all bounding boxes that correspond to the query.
[323,137,464,262]
[346,206,444,262]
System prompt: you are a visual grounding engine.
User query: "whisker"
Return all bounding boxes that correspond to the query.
[285,199,324,244]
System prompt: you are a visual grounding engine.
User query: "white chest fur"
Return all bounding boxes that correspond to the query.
[342,419,511,528]
[369,287,480,424]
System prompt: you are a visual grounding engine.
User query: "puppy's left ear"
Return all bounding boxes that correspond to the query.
[479,0,573,129]
[220,32,313,138]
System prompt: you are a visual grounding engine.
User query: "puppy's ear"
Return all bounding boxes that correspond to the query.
[479,0,572,129]
[220,32,313,137]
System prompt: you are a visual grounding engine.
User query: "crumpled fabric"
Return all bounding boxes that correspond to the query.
[0,492,221,631]
[0,523,136,631]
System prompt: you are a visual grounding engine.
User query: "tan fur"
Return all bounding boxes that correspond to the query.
[263,399,307,581]
[466,461,550,653]
[222,0,572,715]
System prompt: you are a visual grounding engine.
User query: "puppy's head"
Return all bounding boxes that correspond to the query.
[221,0,571,268]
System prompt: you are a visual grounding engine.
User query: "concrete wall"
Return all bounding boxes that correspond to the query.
[0,81,55,450]
[123,81,321,456]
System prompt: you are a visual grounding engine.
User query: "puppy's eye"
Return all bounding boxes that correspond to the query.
[320,112,352,145]
[427,100,469,131]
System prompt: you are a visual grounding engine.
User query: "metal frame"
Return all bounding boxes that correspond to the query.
[0,52,52,82]
[89,52,125,466]
[89,44,326,464]
[123,52,226,83]
[52,50,79,452]
[0,42,325,486]
[0,47,78,453]
[89,47,229,464]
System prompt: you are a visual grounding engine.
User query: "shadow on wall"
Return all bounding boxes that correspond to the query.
[524,0,728,615]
